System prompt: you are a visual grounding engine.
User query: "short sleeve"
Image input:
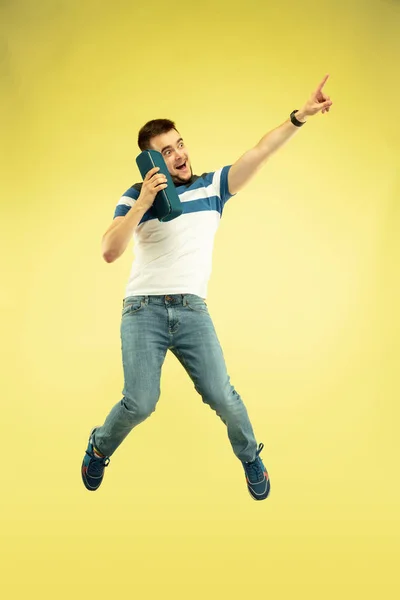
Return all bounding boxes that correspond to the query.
[113,185,141,219]
[210,166,236,208]
[219,165,235,204]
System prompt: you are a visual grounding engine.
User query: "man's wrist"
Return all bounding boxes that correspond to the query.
[135,196,152,213]
[294,110,308,123]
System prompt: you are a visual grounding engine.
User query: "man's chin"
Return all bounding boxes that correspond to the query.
[172,168,193,184]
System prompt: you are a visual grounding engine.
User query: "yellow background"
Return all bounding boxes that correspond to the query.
[1,0,399,598]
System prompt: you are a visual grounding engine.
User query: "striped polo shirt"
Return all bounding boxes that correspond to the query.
[114,166,235,299]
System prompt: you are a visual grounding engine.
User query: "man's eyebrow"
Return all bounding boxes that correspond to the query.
[161,138,183,153]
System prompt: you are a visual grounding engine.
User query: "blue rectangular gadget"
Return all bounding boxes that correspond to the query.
[136,150,183,222]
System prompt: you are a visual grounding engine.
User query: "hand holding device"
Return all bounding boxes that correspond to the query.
[136,150,183,222]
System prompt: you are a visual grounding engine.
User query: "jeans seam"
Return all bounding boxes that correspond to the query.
[172,347,200,389]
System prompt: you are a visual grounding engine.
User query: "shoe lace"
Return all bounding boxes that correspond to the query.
[86,451,110,476]
[244,443,264,484]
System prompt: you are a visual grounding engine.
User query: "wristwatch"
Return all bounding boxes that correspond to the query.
[290,110,306,127]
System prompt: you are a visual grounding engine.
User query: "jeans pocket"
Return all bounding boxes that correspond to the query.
[185,295,208,314]
[122,296,145,317]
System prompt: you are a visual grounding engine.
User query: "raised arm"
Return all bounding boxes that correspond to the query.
[102,167,167,263]
[228,74,333,195]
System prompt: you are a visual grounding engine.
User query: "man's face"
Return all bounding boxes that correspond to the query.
[149,129,192,184]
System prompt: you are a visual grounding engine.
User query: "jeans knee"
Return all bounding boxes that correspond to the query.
[202,385,242,413]
[121,394,158,422]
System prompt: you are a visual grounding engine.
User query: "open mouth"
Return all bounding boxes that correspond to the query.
[176,162,187,171]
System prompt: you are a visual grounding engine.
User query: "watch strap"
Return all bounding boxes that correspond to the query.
[290,110,305,127]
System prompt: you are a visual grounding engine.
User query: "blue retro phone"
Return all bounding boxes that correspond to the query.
[136,150,183,222]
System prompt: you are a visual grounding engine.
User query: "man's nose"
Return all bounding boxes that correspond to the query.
[175,149,184,160]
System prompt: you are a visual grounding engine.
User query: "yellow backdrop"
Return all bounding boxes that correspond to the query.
[2,0,399,598]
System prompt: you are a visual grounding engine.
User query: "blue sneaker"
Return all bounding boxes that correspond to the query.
[242,443,270,500]
[81,428,110,491]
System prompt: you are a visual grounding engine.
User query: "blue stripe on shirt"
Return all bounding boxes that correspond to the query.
[121,187,140,200]
[182,196,223,216]
[114,204,132,218]
[113,166,234,220]
[114,195,224,223]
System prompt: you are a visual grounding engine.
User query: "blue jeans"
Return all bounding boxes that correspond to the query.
[94,294,258,462]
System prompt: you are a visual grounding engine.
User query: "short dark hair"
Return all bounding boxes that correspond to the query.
[138,119,178,150]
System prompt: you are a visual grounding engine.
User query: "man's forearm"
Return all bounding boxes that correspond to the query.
[102,202,147,263]
[228,114,307,194]
[256,112,307,161]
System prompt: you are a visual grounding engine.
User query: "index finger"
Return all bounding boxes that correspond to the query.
[314,73,329,94]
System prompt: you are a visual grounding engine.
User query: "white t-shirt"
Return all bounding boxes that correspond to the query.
[114,166,235,299]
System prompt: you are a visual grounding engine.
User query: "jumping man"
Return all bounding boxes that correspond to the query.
[81,75,333,500]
